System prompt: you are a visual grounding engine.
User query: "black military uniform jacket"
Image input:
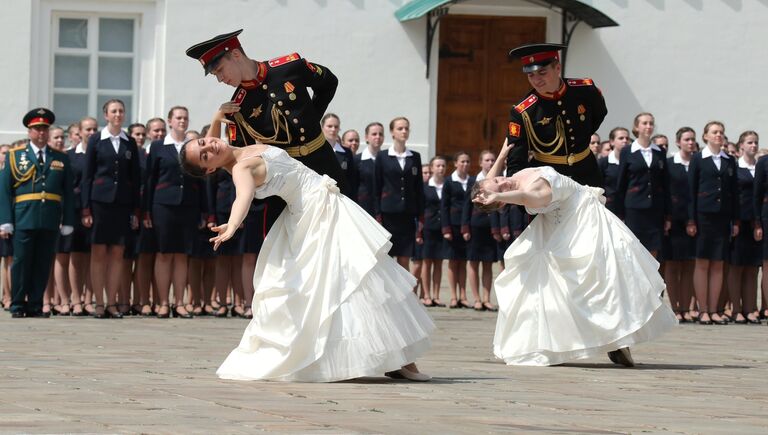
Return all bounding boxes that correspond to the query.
[82,128,141,216]
[506,78,607,187]
[373,148,424,217]
[354,149,376,216]
[666,154,692,221]
[687,148,739,222]
[144,138,205,211]
[615,142,669,218]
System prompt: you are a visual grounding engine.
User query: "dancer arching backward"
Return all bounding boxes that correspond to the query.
[180,137,434,382]
[473,139,676,367]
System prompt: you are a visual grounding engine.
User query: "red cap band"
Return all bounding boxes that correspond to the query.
[27,117,49,126]
[199,38,241,67]
[521,50,559,66]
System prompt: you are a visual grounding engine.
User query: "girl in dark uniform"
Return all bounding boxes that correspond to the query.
[354,122,384,217]
[239,199,266,319]
[82,100,141,319]
[411,163,430,304]
[421,157,446,307]
[663,127,697,323]
[616,113,668,258]
[322,113,357,199]
[373,117,424,270]
[122,122,146,315]
[441,152,474,308]
[687,121,739,325]
[597,127,630,216]
[462,150,498,311]
[208,169,244,318]
[144,107,202,318]
[753,139,768,321]
[47,127,72,315]
[727,131,761,324]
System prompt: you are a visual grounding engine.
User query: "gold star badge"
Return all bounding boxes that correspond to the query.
[250,105,263,119]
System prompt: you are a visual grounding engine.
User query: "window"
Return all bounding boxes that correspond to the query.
[51,14,138,127]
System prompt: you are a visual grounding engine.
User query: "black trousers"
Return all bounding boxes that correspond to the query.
[10,229,58,314]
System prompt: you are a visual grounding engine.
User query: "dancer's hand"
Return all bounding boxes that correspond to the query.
[210,223,234,250]
[498,137,513,156]
[473,191,499,206]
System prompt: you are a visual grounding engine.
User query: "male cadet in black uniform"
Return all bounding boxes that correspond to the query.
[185,29,346,230]
[0,109,75,318]
[505,43,607,187]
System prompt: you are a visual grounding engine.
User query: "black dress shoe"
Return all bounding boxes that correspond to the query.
[11,311,24,318]
[172,305,193,319]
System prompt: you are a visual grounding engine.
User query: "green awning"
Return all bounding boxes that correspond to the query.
[395,0,453,22]
[395,0,618,28]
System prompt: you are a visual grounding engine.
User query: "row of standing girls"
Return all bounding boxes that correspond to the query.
[1,102,265,319]
[599,113,768,325]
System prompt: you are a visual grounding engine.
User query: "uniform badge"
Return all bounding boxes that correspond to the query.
[537,117,551,126]
[19,153,29,171]
[250,105,263,119]
[228,123,237,142]
[341,161,347,170]
[578,104,586,121]
[125,150,132,160]
[50,160,64,170]
[305,60,316,73]
[284,81,295,93]
[508,122,521,137]
[233,88,247,104]
[412,166,418,176]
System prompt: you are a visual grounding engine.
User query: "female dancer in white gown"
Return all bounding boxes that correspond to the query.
[473,140,676,367]
[180,137,434,382]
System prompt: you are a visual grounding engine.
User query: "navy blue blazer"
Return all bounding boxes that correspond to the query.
[82,132,141,214]
[373,149,424,217]
[423,184,442,231]
[354,154,376,216]
[67,148,87,210]
[735,165,755,221]
[334,146,358,201]
[666,156,692,221]
[497,204,527,238]
[753,155,768,223]
[461,178,498,236]
[687,151,739,221]
[143,139,205,213]
[616,146,669,217]
[441,175,474,233]
[597,156,621,215]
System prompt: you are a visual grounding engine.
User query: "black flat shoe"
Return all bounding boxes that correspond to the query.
[710,313,728,325]
[172,305,193,319]
[105,305,123,319]
[231,306,246,318]
[459,299,473,309]
[482,302,498,312]
[156,305,170,319]
[11,311,24,318]
[92,305,107,319]
[213,306,228,318]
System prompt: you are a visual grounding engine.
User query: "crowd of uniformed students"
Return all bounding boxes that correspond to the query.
[2,105,768,323]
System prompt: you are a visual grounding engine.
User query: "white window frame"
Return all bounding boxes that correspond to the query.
[32,0,161,126]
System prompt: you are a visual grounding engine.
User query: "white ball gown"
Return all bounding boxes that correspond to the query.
[216,147,434,382]
[493,166,676,366]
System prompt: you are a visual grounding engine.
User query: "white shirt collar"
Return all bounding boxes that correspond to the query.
[428,176,443,187]
[332,141,345,153]
[163,134,185,146]
[630,139,661,153]
[475,171,487,181]
[387,147,413,157]
[75,142,86,154]
[360,147,376,161]
[451,171,468,183]
[608,151,620,165]
[701,146,730,159]
[100,126,128,141]
[29,142,46,155]
[673,152,690,165]
[738,156,755,169]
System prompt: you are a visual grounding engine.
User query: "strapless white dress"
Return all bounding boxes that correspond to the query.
[493,166,676,366]
[216,146,434,382]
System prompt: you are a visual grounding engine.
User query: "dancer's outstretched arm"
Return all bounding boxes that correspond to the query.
[486,138,512,179]
[475,177,552,210]
[210,160,260,250]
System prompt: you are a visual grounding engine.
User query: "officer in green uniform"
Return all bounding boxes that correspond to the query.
[0,108,75,317]
[505,43,607,187]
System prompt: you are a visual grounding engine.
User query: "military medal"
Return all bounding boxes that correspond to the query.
[577,104,586,121]
[19,153,29,171]
[284,81,296,101]
[250,105,263,118]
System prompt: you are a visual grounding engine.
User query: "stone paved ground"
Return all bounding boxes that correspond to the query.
[1,308,767,434]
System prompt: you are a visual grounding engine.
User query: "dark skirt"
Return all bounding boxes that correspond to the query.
[412,241,424,261]
[215,212,245,256]
[382,213,415,258]
[152,204,196,254]
[443,225,467,260]
[123,228,139,259]
[624,208,664,253]
[663,220,696,261]
[0,236,12,257]
[136,225,157,254]
[467,225,498,262]
[497,238,512,260]
[190,226,216,259]
[421,228,445,260]
[57,234,72,254]
[243,207,266,254]
[90,201,131,246]
[730,220,761,266]
[695,212,731,261]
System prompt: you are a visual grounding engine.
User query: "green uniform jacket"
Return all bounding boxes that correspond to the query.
[0,144,75,231]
